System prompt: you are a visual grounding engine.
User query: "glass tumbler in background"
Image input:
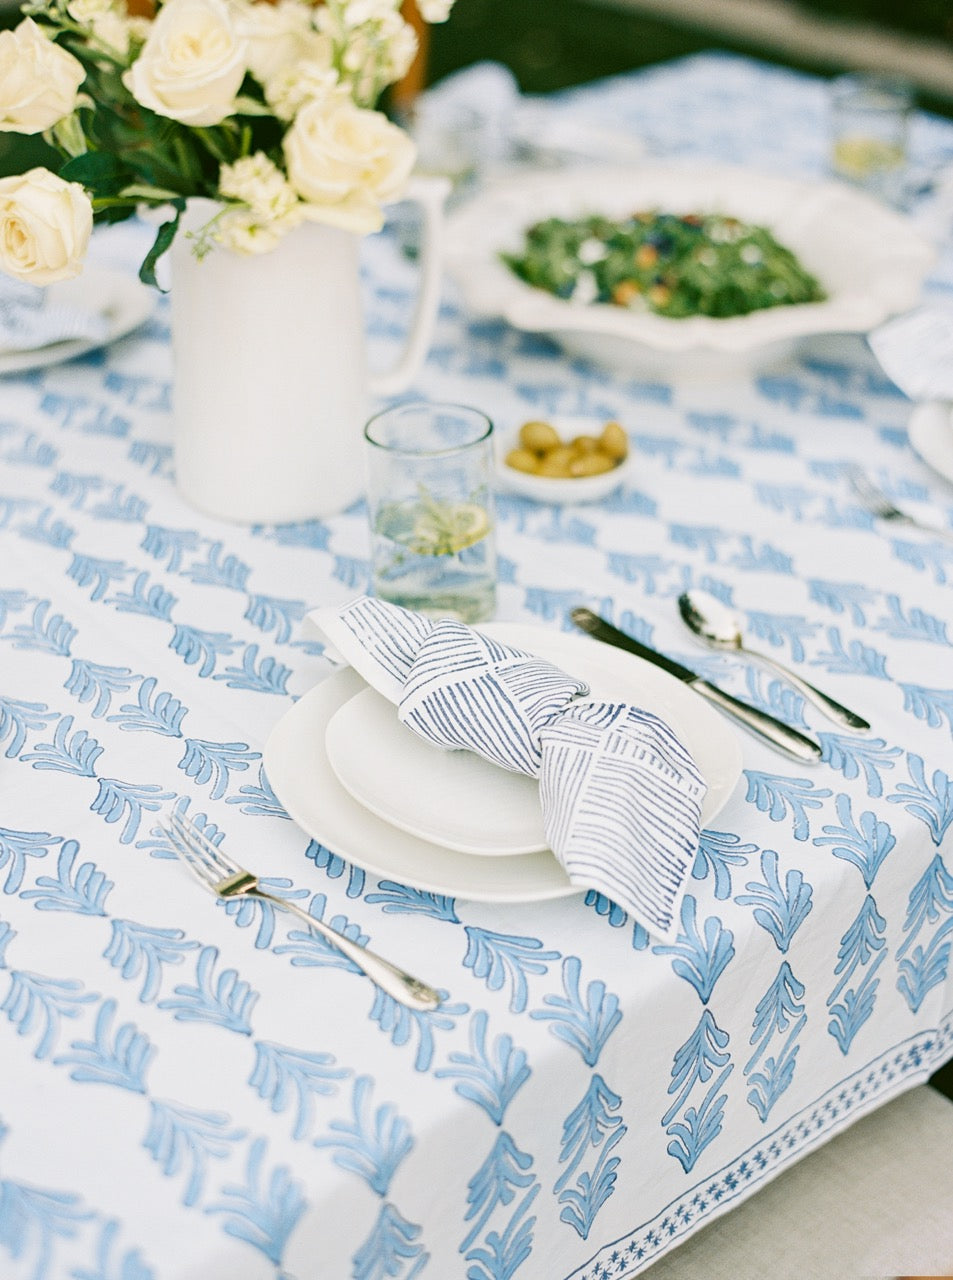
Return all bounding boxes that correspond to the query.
[364,402,497,624]
[829,73,913,204]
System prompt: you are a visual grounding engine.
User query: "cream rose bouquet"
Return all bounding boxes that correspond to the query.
[0,0,453,286]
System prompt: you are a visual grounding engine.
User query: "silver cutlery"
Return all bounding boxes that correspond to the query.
[163,811,442,1012]
[848,468,953,542]
[678,589,869,732]
[570,607,823,763]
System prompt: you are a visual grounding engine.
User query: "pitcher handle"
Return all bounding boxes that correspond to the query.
[369,174,452,399]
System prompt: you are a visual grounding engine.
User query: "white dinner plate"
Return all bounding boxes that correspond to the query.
[264,623,744,902]
[909,401,953,487]
[0,267,154,376]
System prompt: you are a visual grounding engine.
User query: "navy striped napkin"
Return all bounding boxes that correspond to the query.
[311,596,706,940]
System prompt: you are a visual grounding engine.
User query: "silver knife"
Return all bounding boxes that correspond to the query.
[570,608,823,764]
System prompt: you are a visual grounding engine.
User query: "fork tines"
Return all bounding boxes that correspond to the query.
[164,811,235,893]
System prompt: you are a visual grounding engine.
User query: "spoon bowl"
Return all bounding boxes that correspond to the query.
[677,589,870,732]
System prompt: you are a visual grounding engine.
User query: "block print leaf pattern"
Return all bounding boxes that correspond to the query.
[20,840,112,915]
[652,897,734,1002]
[272,893,368,971]
[810,626,888,679]
[901,683,953,736]
[820,733,902,799]
[107,678,187,737]
[460,1131,538,1257]
[435,1010,530,1125]
[369,987,468,1074]
[221,877,309,950]
[744,771,832,841]
[0,921,15,968]
[169,624,240,678]
[692,831,758,901]
[744,611,817,663]
[71,1217,156,1280]
[874,594,950,645]
[206,1137,306,1265]
[740,670,809,731]
[827,896,886,1054]
[157,945,258,1034]
[183,541,250,591]
[314,1076,413,1196]
[140,524,200,572]
[178,738,261,800]
[211,645,292,696]
[143,1100,245,1206]
[107,571,176,620]
[352,1203,428,1280]
[55,998,155,1093]
[21,715,103,776]
[888,755,953,846]
[91,779,176,845]
[812,793,895,888]
[895,854,953,1013]
[225,765,290,818]
[304,842,366,900]
[1,970,97,1059]
[807,578,878,626]
[897,918,953,1015]
[135,799,225,862]
[744,962,806,1121]
[0,1180,93,1280]
[63,660,138,718]
[249,1041,349,1141]
[662,1011,732,1173]
[583,889,628,928]
[0,827,59,894]
[0,698,55,761]
[529,956,621,1066]
[554,1075,626,1239]
[463,928,560,1014]
[364,881,458,921]
[243,594,306,644]
[4,601,75,656]
[897,854,953,956]
[103,920,200,1003]
[0,588,33,629]
[734,850,813,953]
[67,554,128,602]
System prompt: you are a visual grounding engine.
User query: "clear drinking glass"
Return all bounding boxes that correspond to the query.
[829,73,913,204]
[364,402,497,623]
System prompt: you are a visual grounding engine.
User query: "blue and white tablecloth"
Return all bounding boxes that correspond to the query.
[2,52,953,1280]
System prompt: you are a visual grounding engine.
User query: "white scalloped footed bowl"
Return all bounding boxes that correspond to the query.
[445,162,936,374]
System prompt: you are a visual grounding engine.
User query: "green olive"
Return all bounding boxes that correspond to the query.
[570,452,616,477]
[505,447,542,474]
[599,420,629,460]
[519,420,562,453]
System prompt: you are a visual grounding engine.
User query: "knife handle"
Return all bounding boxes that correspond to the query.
[692,680,823,763]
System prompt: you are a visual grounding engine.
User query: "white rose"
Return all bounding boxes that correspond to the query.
[417,0,453,20]
[0,19,86,136]
[237,0,330,87]
[0,167,92,285]
[283,96,415,233]
[123,0,247,127]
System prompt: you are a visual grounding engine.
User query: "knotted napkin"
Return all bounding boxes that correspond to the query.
[0,277,109,355]
[310,596,707,940]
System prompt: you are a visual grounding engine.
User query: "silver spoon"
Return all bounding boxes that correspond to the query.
[678,590,870,732]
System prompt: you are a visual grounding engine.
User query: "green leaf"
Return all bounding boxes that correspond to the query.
[139,200,185,291]
[59,150,128,197]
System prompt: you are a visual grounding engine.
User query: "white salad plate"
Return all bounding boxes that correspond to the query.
[0,267,154,376]
[264,623,744,902]
[909,401,953,487]
[445,162,935,374]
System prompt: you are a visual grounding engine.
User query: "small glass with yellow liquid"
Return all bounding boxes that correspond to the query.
[364,402,497,623]
[830,73,912,205]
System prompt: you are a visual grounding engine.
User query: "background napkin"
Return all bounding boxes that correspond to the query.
[0,276,109,355]
[311,596,707,941]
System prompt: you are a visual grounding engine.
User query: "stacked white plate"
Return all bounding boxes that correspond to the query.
[263,624,744,903]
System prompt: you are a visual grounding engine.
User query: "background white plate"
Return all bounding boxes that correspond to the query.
[909,401,953,486]
[264,623,744,902]
[445,162,935,374]
[0,267,154,376]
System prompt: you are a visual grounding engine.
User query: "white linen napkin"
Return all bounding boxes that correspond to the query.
[310,596,707,940]
[0,276,110,355]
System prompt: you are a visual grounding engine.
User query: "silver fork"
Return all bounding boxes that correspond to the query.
[848,468,953,542]
[163,811,442,1011]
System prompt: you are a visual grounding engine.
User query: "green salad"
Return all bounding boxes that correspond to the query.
[502,211,827,319]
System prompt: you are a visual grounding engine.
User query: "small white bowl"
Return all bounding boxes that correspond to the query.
[495,416,633,504]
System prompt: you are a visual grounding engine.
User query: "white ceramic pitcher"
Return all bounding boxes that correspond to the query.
[169,176,449,525]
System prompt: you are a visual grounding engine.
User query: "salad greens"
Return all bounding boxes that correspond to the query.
[502,211,827,319]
